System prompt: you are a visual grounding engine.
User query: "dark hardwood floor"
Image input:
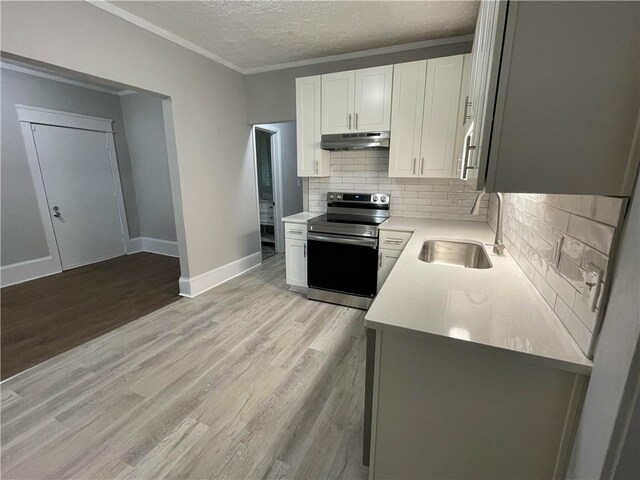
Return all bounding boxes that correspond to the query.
[1,252,180,380]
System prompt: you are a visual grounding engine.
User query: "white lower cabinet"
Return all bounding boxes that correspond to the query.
[377,249,400,293]
[377,230,412,292]
[285,231,307,289]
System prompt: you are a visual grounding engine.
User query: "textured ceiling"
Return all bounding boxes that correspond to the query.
[108,1,478,71]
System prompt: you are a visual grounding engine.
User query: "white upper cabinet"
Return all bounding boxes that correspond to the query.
[296,76,330,177]
[322,66,393,134]
[389,55,469,178]
[420,55,464,177]
[354,66,393,132]
[388,61,427,177]
[462,0,639,196]
[321,71,355,134]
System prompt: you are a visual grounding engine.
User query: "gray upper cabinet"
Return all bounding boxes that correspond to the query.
[462,0,640,196]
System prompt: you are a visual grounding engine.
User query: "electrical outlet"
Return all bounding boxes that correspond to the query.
[449,194,458,207]
[582,263,603,312]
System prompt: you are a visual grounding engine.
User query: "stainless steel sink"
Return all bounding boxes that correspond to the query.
[419,240,492,269]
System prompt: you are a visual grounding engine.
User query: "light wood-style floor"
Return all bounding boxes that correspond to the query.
[1,252,181,379]
[1,254,368,480]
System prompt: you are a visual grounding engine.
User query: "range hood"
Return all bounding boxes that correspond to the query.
[321,131,390,151]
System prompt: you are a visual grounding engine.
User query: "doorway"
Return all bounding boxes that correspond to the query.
[17,105,130,273]
[253,122,303,261]
[254,126,279,260]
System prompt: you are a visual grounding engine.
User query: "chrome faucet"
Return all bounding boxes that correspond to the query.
[471,190,505,255]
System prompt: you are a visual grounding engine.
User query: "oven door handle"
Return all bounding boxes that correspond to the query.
[307,232,378,248]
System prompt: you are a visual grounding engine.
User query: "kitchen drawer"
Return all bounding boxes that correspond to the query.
[285,222,307,240]
[379,230,412,251]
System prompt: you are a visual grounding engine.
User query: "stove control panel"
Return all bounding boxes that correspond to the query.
[326,192,390,206]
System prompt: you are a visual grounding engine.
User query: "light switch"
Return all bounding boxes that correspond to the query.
[551,233,564,269]
[449,194,458,207]
[581,263,603,312]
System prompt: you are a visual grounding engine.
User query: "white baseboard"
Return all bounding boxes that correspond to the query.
[1,256,62,287]
[127,237,179,257]
[179,251,262,298]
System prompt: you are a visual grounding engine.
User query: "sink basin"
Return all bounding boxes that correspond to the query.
[419,240,492,269]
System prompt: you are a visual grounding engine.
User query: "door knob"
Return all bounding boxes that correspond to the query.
[52,206,61,217]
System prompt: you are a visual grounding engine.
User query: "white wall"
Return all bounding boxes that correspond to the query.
[120,92,177,242]
[0,67,140,266]
[567,174,640,478]
[1,1,260,284]
[245,41,472,124]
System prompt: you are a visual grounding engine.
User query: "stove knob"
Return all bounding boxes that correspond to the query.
[380,195,387,202]
[372,195,378,202]
[329,194,335,200]
[337,194,342,200]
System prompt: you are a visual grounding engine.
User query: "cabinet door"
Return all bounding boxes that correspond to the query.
[419,55,464,178]
[321,71,355,134]
[452,54,472,178]
[461,0,507,188]
[285,238,307,288]
[377,249,400,293]
[388,61,426,178]
[354,65,393,132]
[296,76,329,177]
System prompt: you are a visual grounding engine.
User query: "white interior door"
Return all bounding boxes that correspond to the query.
[33,124,125,269]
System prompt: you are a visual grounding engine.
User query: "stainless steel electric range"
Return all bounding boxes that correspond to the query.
[307,192,390,310]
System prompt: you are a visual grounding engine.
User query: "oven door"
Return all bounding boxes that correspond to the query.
[307,232,378,297]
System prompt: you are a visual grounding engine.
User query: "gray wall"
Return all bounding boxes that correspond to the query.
[246,41,472,125]
[120,92,177,242]
[2,0,260,278]
[260,122,302,217]
[567,172,640,478]
[0,67,140,266]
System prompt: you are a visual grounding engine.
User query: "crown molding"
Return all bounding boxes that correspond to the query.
[1,61,123,95]
[87,1,473,76]
[241,34,475,75]
[87,0,244,73]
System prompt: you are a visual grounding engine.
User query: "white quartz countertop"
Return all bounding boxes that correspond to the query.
[281,212,322,224]
[367,218,593,375]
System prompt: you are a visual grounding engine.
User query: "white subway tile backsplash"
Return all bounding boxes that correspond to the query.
[555,298,592,354]
[533,271,558,308]
[567,215,614,254]
[593,196,624,226]
[303,152,486,221]
[488,192,626,358]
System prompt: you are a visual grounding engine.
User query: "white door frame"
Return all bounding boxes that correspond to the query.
[252,125,285,253]
[16,104,133,273]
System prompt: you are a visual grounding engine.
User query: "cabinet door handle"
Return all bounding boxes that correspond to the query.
[304,243,307,257]
[355,112,359,130]
[378,252,382,268]
[461,133,477,180]
[348,113,352,130]
[420,157,425,175]
[412,158,417,175]
[315,159,318,174]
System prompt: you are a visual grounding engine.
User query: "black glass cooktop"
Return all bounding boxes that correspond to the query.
[309,213,386,226]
